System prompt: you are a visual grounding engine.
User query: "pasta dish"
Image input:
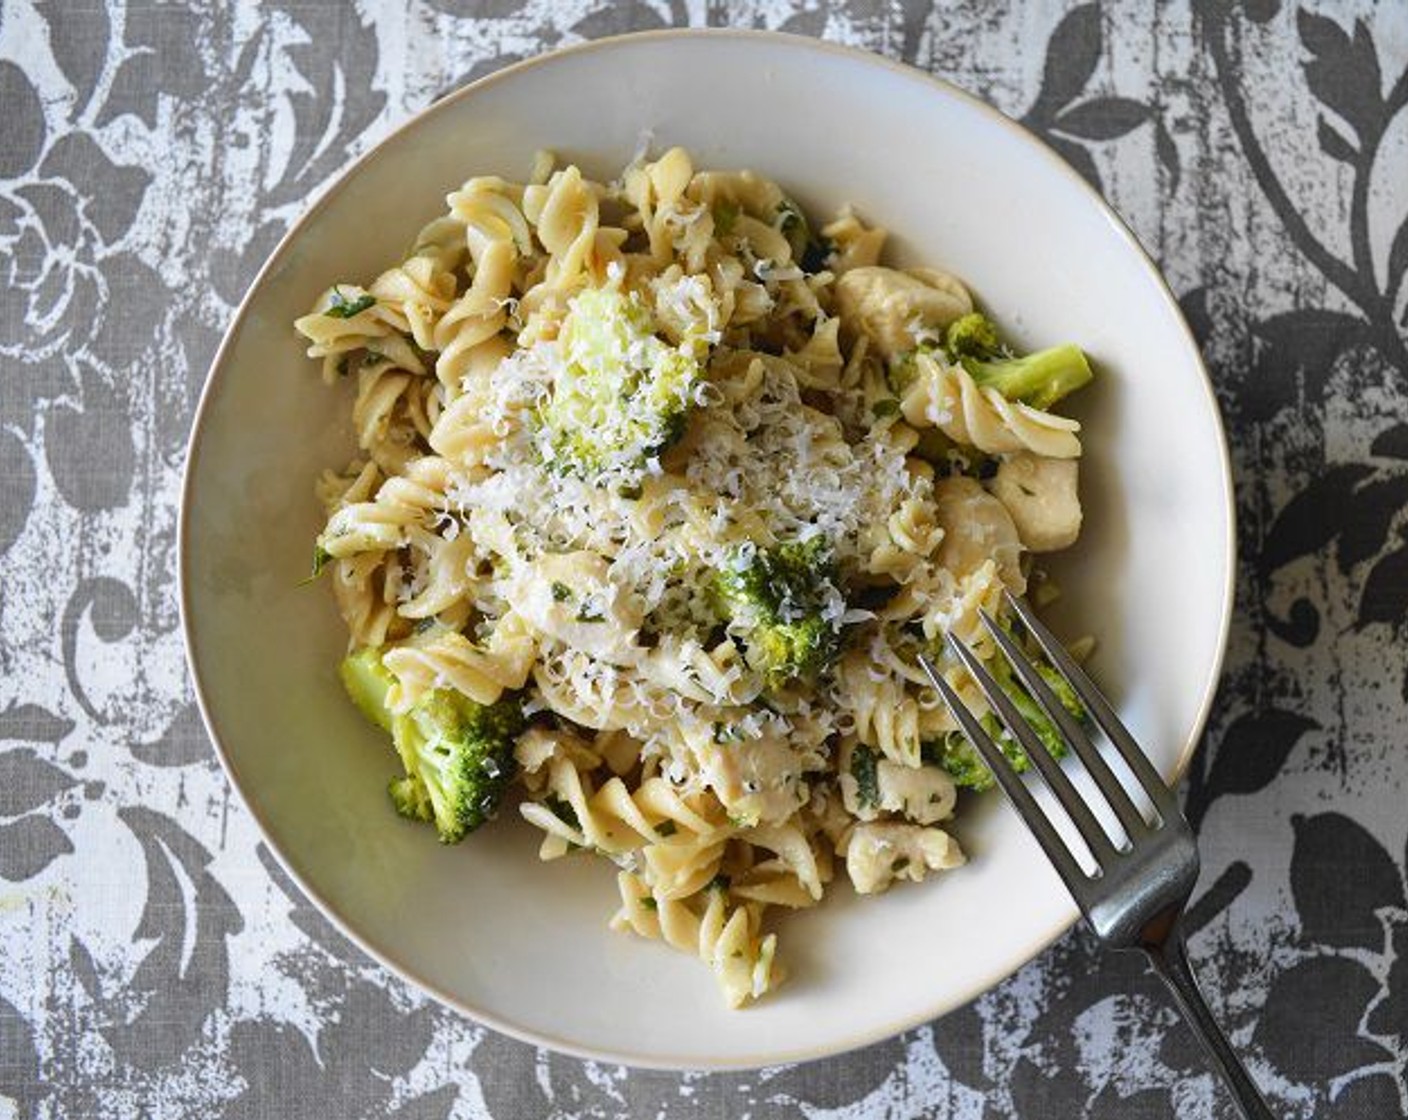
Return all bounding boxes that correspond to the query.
[295,147,1093,1006]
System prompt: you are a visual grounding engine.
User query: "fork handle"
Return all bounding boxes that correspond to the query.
[1141,926,1276,1119]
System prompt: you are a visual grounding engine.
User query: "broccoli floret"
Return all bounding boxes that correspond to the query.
[388,774,433,822]
[339,647,396,732]
[961,343,1092,412]
[324,286,376,319]
[715,537,843,688]
[925,718,1009,792]
[538,286,700,481]
[924,640,1084,790]
[944,313,1092,411]
[339,648,525,841]
[391,689,526,844]
[989,653,1071,760]
[943,312,1002,360]
[1034,659,1083,720]
[891,314,1093,413]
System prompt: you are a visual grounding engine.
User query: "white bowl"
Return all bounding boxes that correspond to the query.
[181,30,1233,1069]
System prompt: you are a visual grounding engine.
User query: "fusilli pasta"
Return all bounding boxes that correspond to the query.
[296,146,1097,1006]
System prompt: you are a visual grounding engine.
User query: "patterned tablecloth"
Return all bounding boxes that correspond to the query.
[2,2,1406,1117]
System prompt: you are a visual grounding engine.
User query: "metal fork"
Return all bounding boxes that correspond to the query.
[917,591,1275,1120]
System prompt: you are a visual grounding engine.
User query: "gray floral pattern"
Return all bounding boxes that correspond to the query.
[1,2,1405,1117]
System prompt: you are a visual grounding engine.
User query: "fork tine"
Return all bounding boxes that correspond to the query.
[1003,591,1176,818]
[961,619,1119,864]
[918,654,1091,899]
[978,610,1149,842]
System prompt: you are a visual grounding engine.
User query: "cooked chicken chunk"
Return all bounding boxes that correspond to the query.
[835,266,973,358]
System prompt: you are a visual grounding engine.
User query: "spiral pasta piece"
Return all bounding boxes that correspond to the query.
[383,613,537,709]
[900,350,1082,458]
[299,148,1097,1009]
[834,648,953,767]
[524,164,600,288]
[294,287,427,381]
[610,873,780,1008]
[447,175,534,260]
[433,239,516,391]
[368,252,460,351]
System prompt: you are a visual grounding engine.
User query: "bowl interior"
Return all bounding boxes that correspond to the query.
[182,31,1232,1069]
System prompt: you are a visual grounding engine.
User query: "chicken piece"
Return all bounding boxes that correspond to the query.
[513,551,643,666]
[992,453,1082,552]
[834,266,974,358]
[838,741,958,825]
[931,475,1026,591]
[845,821,965,894]
[700,734,812,827]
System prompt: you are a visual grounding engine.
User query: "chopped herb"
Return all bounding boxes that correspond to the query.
[775,198,829,272]
[713,722,743,745]
[713,200,740,236]
[850,743,881,809]
[575,600,605,623]
[543,794,580,830]
[655,820,677,837]
[776,198,806,238]
[551,582,573,602]
[640,896,658,911]
[618,482,643,500]
[800,235,834,274]
[851,583,896,613]
[300,544,333,585]
[325,287,376,319]
[872,398,901,418]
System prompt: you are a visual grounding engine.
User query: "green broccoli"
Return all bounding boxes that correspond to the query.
[946,312,1092,411]
[539,286,700,480]
[1033,659,1083,721]
[923,641,1084,791]
[988,652,1070,759]
[388,774,433,822]
[943,312,1002,360]
[961,342,1092,412]
[338,647,525,843]
[340,646,396,732]
[924,717,1010,792]
[890,313,1093,413]
[391,689,525,843]
[324,287,376,319]
[714,536,843,688]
